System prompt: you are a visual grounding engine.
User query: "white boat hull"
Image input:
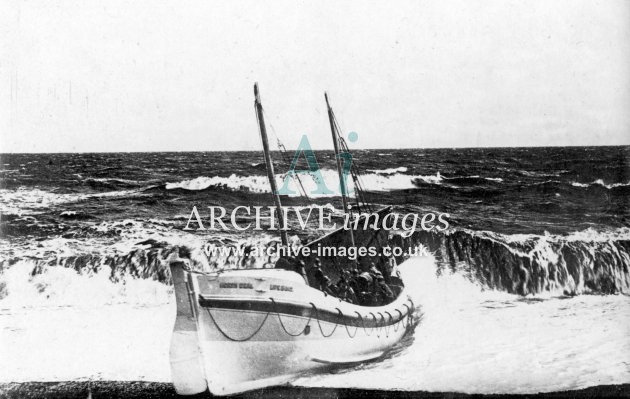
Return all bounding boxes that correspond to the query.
[169,263,416,396]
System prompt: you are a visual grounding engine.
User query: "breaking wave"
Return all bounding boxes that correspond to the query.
[571,179,630,190]
[413,172,443,185]
[0,220,283,308]
[2,221,629,310]
[366,166,409,175]
[165,170,422,196]
[165,174,271,193]
[402,227,630,296]
[164,170,505,196]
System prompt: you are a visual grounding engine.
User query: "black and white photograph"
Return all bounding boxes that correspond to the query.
[0,1,629,398]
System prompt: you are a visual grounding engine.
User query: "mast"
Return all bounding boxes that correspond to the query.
[254,83,288,246]
[325,92,356,248]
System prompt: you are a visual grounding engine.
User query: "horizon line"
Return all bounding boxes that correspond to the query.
[0,143,628,155]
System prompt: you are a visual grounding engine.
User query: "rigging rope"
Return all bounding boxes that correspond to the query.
[331,112,372,213]
[261,106,309,199]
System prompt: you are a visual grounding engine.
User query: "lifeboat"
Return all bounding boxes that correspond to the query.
[169,264,415,395]
[168,84,417,395]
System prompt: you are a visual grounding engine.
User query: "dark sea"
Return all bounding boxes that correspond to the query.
[0,146,629,392]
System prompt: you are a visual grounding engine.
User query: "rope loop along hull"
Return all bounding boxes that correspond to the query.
[169,263,416,396]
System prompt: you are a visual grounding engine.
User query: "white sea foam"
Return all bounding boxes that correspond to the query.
[366,166,408,175]
[88,177,143,185]
[0,188,147,215]
[590,179,628,189]
[0,219,215,276]
[0,303,174,382]
[164,170,510,196]
[1,256,628,393]
[0,189,86,215]
[414,172,443,184]
[165,174,271,192]
[443,175,504,183]
[166,170,430,197]
[571,179,630,189]
[471,226,630,245]
[0,261,172,309]
[294,256,630,393]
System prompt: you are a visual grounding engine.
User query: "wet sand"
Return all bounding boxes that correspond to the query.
[0,382,628,399]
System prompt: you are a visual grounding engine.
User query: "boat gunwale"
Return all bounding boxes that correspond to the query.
[197,294,414,328]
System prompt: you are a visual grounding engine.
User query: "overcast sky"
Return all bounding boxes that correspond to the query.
[1,0,629,152]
